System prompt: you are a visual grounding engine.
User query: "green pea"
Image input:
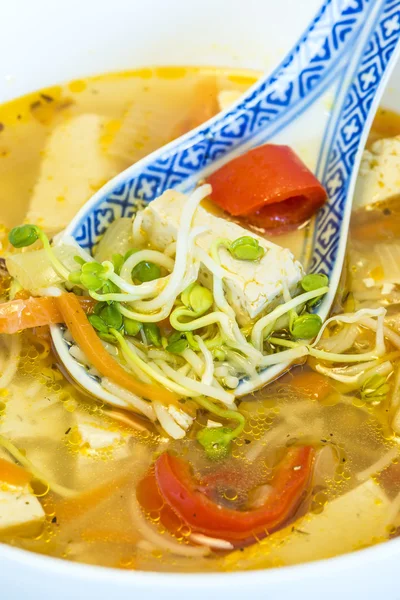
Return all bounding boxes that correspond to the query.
[230,236,265,261]
[166,338,188,354]
[124,318,142,337]
[301,273,329,292]
[112,253,124,275]
[124,248,140,261]
[290,313,322,339]
[189,285,213,314]
[132,261,161,283]
[8,224,40,248]
[143,323,161,346]
[88,314,109,334]
[197,427,233,460]
[100,303,123,329]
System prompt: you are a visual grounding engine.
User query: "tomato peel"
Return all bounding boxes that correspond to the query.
[153,446,315,542]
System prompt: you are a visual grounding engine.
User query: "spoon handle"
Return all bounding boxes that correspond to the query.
[71,0,383,247]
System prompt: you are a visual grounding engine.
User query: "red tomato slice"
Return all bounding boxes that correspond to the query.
[207,144,327,232]
[152,446,314,542]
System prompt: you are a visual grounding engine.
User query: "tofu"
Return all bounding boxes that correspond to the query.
[26,114,118,233]
[70,412,131,488]
[0,384,70,441]
[225,479,391,569]
[141,190,304,324]
[0,386,70,441]
[354,136,400,210]
[70,412,130,454]
[0,485,45,536]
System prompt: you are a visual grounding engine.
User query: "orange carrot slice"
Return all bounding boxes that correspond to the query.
[0,295,94,334]
[55,293,179,404]
[0,457,32,487]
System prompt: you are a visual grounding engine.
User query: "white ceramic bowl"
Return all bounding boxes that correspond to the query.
[1,1,400,597]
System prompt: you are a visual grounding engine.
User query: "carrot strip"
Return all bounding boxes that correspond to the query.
[55,293,178,404]
[283,370,334,401]
[0,295,94,335]
[0,457,32,487]
[46,472,133,523]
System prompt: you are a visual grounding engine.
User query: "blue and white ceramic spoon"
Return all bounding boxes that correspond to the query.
[52,0,400,404]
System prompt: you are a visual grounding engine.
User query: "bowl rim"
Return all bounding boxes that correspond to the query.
[1,533,399,585]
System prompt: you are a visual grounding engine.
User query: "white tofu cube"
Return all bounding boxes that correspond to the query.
[354,136,400,210]
[231,478,391,569]
[0,385,71,441]
[71,412,130,453]
[0,485,45,536]
[26,114,118,233]
[71,413,132,488]
[141,190,304,324]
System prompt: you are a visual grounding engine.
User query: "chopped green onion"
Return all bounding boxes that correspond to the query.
[143,323,161,347]
[132,261,161,283]
[197,427,234,460]
[100,303,123,330]
[112,253,124,275]
[301,273,329,292]
[166,337,188,354]
[194,396,245,460]
[8,224,40,248]
[70,286,83,296]
[68,272,82,285]
[361,374,389,404]
[9,225,70,280]
[290,313,322,339]
[73,255,86,266]
[229,236,265,261]
[213,348,226,361]
[124,318,142,337]
[94,301,107,316]
[88,314,109,334]
[124,248,139,261]
[181,283,195,307]
[101,279,120,297]
[98,332,118,344]
[79,262,108,292]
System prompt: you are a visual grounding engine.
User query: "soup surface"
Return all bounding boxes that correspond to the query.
[0,66,400,573]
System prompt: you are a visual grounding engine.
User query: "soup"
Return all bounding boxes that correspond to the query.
[0,66,399,573]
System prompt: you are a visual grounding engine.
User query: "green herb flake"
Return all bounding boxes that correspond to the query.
[197,427,233,460]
